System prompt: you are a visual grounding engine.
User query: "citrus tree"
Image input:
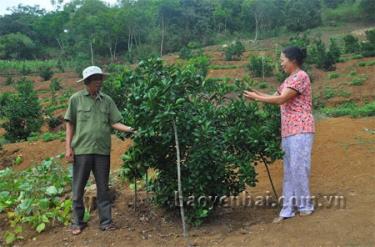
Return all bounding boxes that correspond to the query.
[104,58,283,224]
[1,79,43,141]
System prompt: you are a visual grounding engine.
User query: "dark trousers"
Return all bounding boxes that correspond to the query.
[72,154,112,228]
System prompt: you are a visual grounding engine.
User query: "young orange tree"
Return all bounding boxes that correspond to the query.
[104,58,283,225]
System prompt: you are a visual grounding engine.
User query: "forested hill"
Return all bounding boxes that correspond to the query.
[0,0,374,64]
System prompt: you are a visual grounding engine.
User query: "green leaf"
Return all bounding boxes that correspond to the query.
[45,186,58,196]
[5,232,16,244]
[83,209,90,223]
[15,225,23,234]
[36,222,46,233]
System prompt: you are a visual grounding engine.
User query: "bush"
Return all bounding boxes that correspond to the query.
[56,59,65,73]
[39,66,54,81]
[20,63,32,75]
[343,34,360,54]
[350,75,367,86]
[179,47,193,60]
[46,115,63,130]
[328,72,339,79]
[49,78,62,92]
[328,38,341,62]
[0,92,12,117]
[247,56,273,77]
[186,55,210,77]
[0,32,36,59]
[1,79,43,141]
[310,38,336,71]
[360,29,375,57]
[224,41,245,61]
[112,58,282,225]
[5,76,13,86]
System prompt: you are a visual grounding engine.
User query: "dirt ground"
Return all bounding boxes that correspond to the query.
[0,136,132,171]
[8,116,372,247]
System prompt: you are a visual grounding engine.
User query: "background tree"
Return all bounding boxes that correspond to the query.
[284,0,322,32]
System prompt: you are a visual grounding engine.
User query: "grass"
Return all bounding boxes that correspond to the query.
[0,136,11,146]
[320,101,375,118]
[358,60,375,67]
[208,64,242,70]
[348,70,357,77]
[328,72,340,80]
[27,131,65,142]
[45,104,68,114]
[352,54,364,60]
[337,57,349,63]
[323,86,351,99]
[257,81,268,89]
[350,75,367,86]
[205,77,233,83]
[323,86,336,99]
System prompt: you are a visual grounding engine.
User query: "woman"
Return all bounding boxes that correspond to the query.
[243,46,315,223]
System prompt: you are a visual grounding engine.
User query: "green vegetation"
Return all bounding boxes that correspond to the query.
[49,78,62,92]
[247,56,273,77]
[0,60,59,75]
[358,60,375,67]
[224,41,245,61]
[323,86,336,99]
[320,101,375,117]
[328,72,340,79]
[350,75,368,86]
[4,76,13,85]
[322,0,362,23]
[0,158,72,245]
[208,64,241,70]
[1,79,43,141]
[39,66,54,81]
[105,58,282,225]
[0,0,371,64]
[322,85,352,99]
[286,34,341,71]
[27,131,65,142]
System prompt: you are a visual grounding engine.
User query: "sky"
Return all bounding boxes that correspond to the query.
[0,0,119,15]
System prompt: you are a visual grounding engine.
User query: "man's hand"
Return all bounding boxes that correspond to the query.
[112,123,136,133]
[65,147,74,162]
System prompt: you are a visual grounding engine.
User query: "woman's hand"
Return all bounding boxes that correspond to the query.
[243,90,259,101]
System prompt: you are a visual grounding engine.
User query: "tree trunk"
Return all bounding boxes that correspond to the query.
[160,15,165,57]
[56,38,64,54]
[114,39,118,61]
[128,27,132,53]
[251,13,259,43]
[90,40,94,65]
[172,120,191,247]
[109,42,113,62]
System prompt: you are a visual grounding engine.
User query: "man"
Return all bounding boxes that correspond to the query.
[64,66,135,235]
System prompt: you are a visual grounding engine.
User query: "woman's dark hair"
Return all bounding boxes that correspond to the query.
[282,46,307,66]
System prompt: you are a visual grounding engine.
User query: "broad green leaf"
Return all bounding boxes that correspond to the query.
[36,223,46,233]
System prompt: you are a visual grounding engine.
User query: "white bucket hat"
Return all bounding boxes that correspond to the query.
[76,66,108,83]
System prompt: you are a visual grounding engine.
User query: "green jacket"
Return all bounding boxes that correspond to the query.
[64,89,123,155]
